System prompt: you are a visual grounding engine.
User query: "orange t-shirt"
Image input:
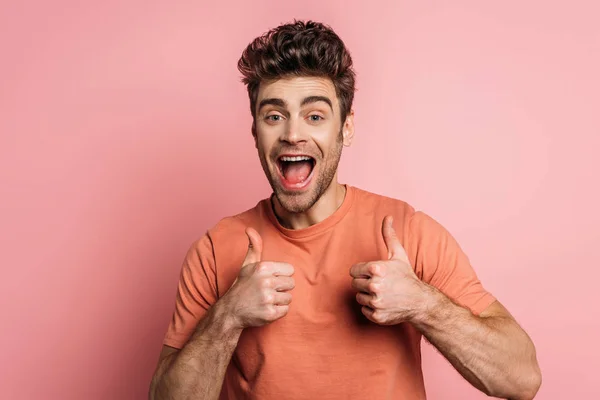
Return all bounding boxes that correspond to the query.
[163,185,495,399]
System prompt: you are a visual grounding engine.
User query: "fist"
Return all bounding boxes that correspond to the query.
[223,227,295,329]
[350,216,428,325]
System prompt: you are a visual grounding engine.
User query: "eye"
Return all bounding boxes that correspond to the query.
[266,114,283,122]
[308,115,323,122]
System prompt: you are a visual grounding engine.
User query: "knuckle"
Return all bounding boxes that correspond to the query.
[367,282,380,293]
[265,305,277,319]
[278,305,290,317]
[371,310,382,322]
[261,277,274,289]
[256,262,269,273]
[369,296,381,309]
[367,263,379,275]
[349,266,356,277]
[262,292,274,304]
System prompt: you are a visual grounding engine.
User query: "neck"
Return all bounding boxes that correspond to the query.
[272,180,347,230]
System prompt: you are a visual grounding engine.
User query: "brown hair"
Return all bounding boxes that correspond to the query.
[237,20,356,127]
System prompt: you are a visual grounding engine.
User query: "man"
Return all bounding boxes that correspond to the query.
[149,20,541,400]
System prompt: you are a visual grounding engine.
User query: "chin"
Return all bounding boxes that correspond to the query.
[274,188,318,214]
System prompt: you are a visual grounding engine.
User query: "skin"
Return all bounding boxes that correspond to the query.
[149,76,541,400]
[253,76,354,228]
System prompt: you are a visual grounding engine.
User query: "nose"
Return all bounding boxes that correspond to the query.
[280,116,308,144]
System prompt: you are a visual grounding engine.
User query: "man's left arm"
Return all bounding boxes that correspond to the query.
[412,288,541,400]
[350,215,541,400]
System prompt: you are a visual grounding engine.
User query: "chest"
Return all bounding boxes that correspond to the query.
[233,234,407,368]
[261,231,385,319]
[222,229,425,399]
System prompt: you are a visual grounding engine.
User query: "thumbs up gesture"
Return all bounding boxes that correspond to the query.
[221,228,296,330]
[350,216,429,325]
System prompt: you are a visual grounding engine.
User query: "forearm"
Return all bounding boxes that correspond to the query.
[151,302,242,400]
[411,287,541,399]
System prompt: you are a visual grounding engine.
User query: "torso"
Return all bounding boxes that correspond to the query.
[211,187,427,399]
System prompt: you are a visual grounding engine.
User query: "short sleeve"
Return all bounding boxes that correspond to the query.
[163,234,218,349]
[406,212,496,315]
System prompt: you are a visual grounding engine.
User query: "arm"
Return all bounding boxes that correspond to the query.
[412,289,541,400]
[351,215,541,400]
[149,228,295,400]
[149,301,242,400]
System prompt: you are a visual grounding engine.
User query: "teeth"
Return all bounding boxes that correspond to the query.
[280,156,312,162]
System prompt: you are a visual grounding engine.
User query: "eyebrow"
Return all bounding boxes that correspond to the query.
[258,98,287,112]
[257,96,334,113]
[301,96,333,112]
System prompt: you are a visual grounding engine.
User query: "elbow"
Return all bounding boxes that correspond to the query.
[519,352,543,400]
[503,336,542,400]
[520,367,542,400]
[497,365,542,400]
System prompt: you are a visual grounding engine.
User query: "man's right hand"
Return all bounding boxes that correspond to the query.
[221,227,295,329]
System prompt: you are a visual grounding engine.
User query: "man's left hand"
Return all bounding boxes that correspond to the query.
[349,215,432,325]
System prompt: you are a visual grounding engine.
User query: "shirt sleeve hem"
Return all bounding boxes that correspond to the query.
[468,293,497,316]
[163,334,187,350]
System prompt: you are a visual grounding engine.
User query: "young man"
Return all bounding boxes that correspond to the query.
[150,21,541,400]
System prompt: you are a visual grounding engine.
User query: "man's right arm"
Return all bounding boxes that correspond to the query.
[149,299,242,400]
[149,227,295,400]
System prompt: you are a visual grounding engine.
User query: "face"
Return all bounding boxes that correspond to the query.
[253,76,354,213]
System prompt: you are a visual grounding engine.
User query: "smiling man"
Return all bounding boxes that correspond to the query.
[149,21,541,400]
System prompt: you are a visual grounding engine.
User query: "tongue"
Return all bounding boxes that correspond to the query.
[282,161,312,184]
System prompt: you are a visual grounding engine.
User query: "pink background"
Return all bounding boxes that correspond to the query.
[1,1,598,399]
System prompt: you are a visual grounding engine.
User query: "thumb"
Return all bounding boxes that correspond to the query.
[243,227,263,266]
[382,216,409,262]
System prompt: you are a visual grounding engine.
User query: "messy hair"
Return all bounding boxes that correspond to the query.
[237,20,356,128]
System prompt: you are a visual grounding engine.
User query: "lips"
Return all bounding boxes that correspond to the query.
[276,154,316,190]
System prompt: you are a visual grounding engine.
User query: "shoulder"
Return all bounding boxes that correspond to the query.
[183,198,270,261]
[349,186,450,245]
[206,198,269,246]
[204,198,277,273]
[350,186,416,224]
[187,199,271,296]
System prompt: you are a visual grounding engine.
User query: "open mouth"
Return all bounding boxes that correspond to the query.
[276,155,316,189]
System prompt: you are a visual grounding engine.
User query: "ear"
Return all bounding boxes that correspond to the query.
[342,110,355,147]
[252,120,258,148]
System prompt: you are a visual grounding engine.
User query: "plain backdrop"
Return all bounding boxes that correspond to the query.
[1,1,599,399]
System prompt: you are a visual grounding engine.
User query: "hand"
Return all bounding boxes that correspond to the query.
[222,227,295,330]
[350,216,430,325]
